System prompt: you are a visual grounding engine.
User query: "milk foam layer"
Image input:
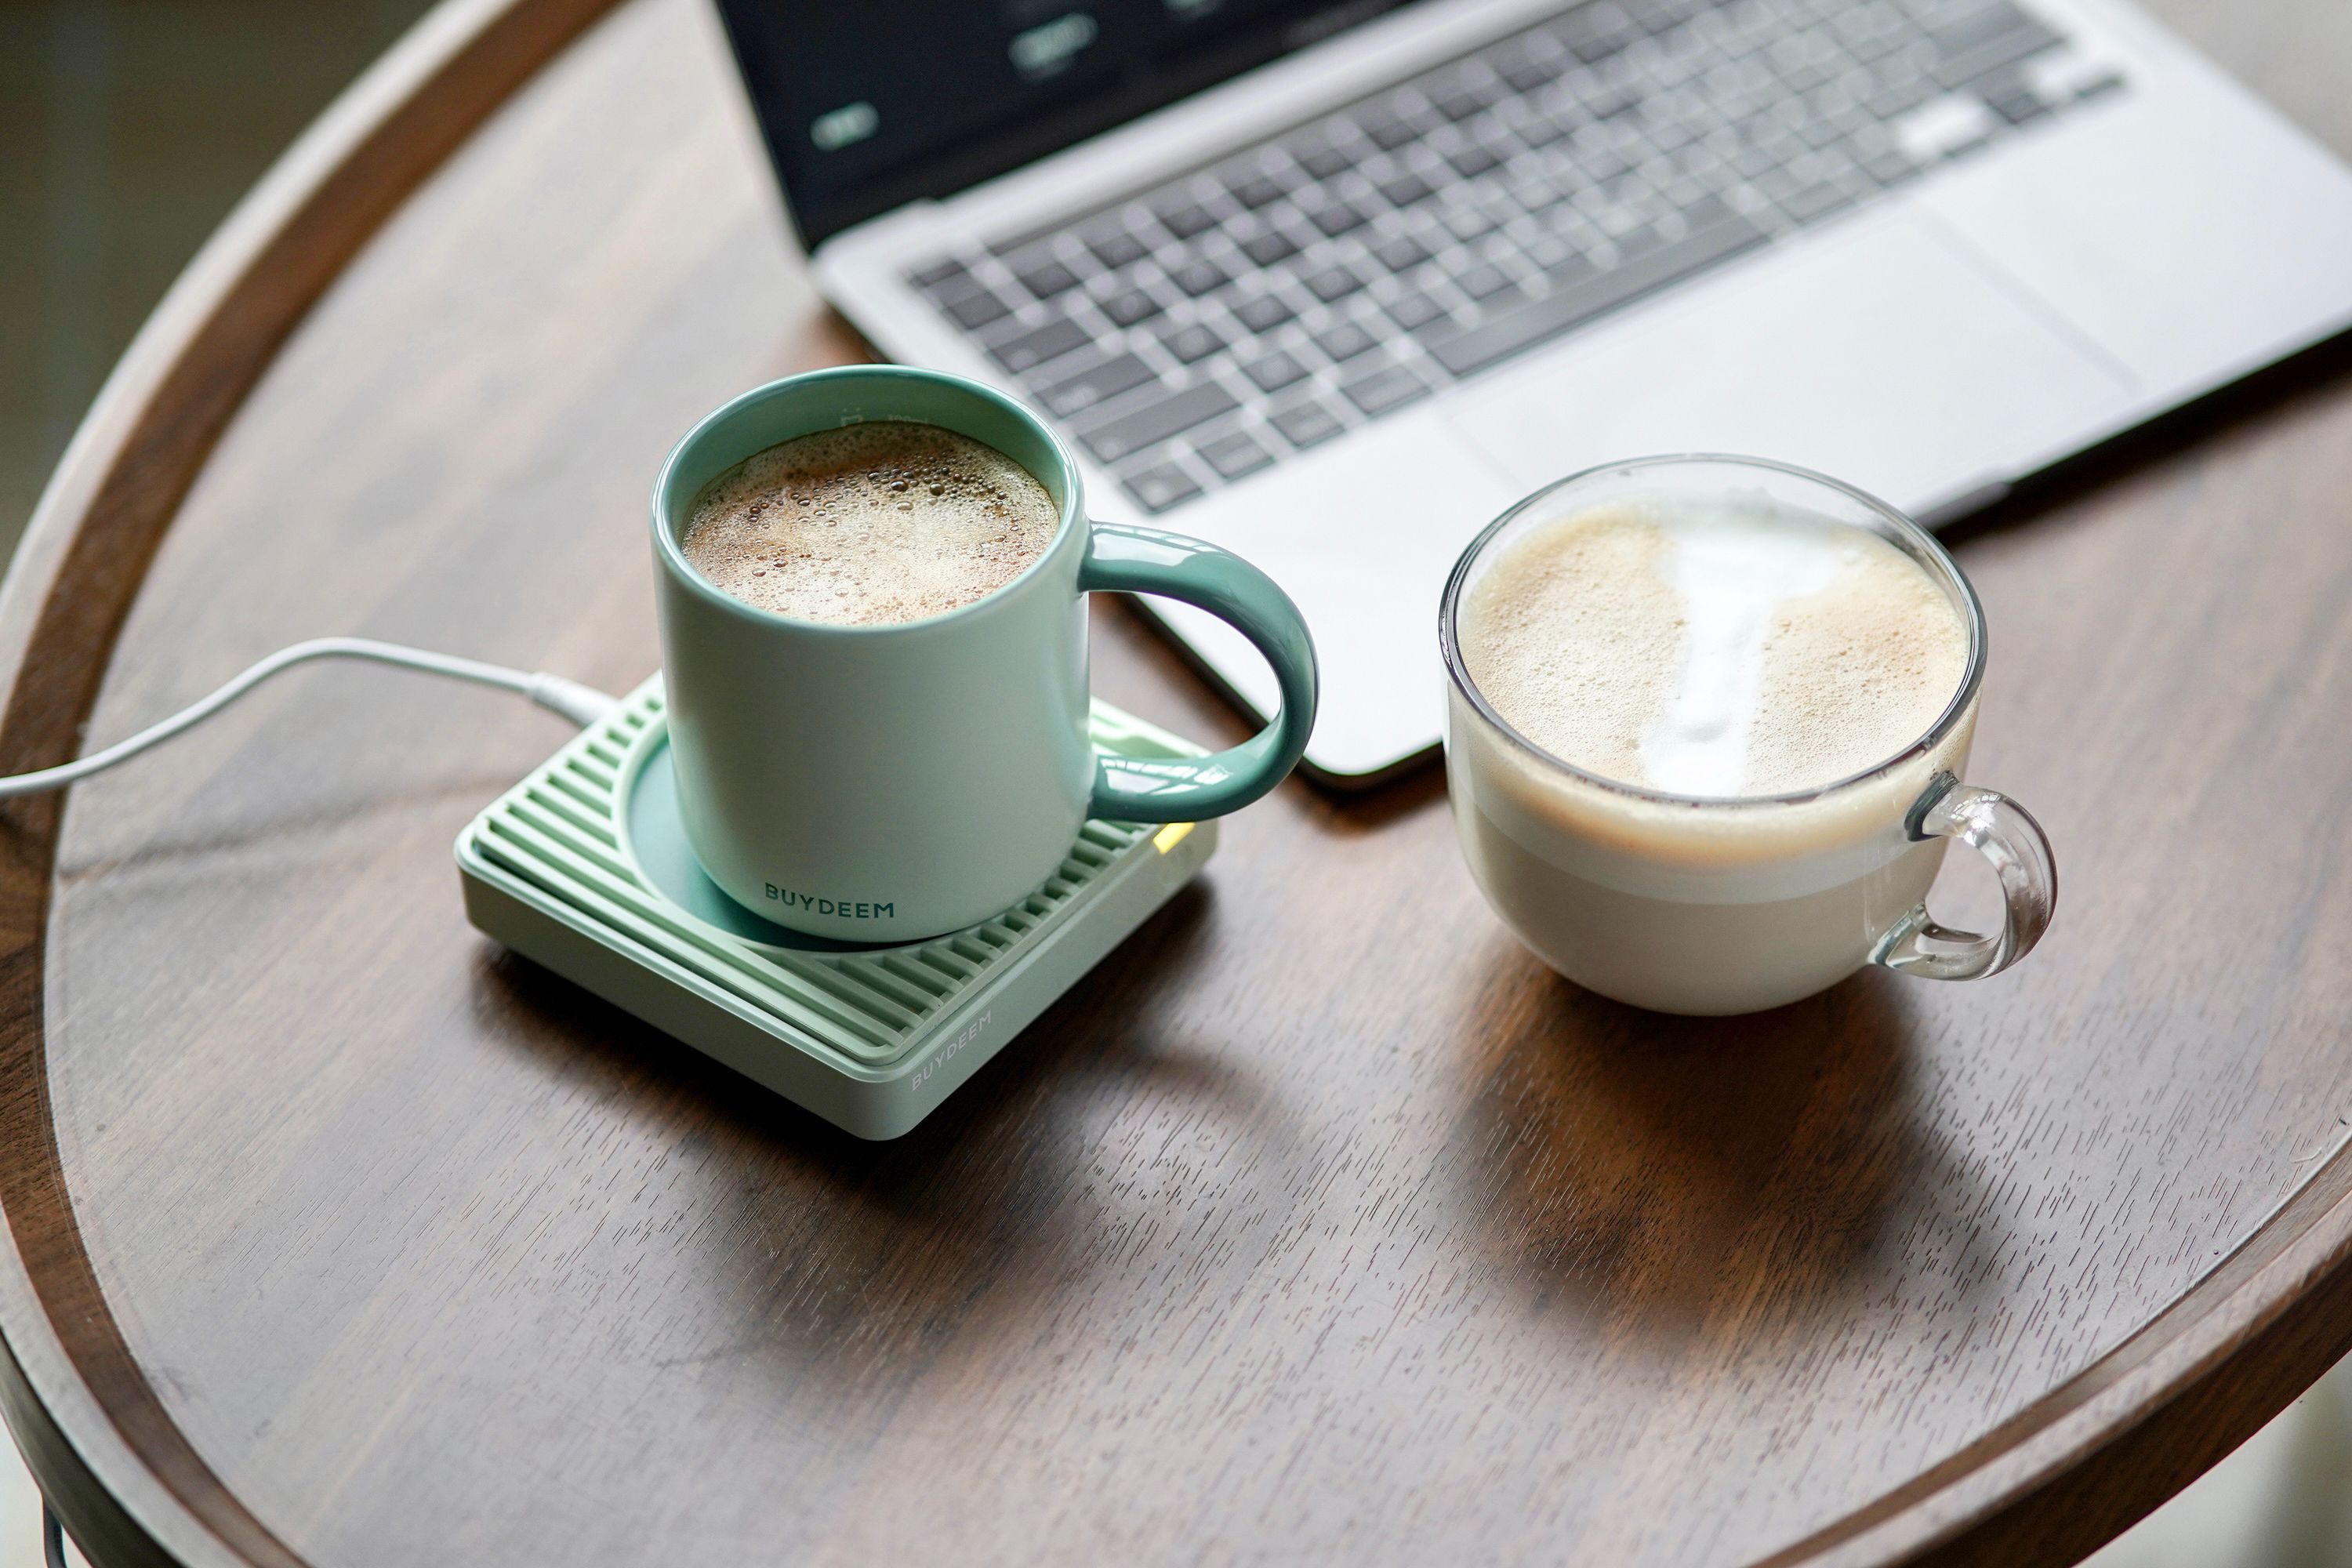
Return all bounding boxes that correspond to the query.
[1460,500,1969,798]
[681,421,1059,626]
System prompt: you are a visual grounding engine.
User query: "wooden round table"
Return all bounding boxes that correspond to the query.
[5,0,2352,1562]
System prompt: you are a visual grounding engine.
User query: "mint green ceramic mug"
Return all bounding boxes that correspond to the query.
[652,365,1318,943]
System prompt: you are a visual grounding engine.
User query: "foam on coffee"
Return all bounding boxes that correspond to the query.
[1460,499,1968,798]
[681,420,1059,626]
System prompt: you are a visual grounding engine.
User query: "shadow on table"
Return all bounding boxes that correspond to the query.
[473,874,1240,1141]
[1446,942,2004,1345]
[453,882,1267,1512]
[467,825,2005,1381]
[467,873,1261,1322]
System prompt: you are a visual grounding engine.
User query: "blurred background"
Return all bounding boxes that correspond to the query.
[0,0,432,554]
[1,0,2348,1563]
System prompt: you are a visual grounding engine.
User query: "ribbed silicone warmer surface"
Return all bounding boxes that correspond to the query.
[459,677,1210,1077]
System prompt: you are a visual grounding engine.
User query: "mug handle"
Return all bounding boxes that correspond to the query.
[1870,774,2057,980]
[1078,521,1319,821]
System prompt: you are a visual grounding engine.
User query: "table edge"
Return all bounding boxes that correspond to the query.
[0,0,626,1560]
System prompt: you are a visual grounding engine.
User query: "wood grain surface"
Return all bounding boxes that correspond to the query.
[5,0,2352,1563]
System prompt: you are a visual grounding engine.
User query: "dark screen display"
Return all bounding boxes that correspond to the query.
[713,0,1412,249]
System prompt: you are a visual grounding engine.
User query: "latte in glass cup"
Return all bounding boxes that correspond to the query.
[1442,456,2053,1016]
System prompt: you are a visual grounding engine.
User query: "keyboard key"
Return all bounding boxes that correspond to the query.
[1099,288,1163,327]
[1082,224,1151,269]
[1314,321,1380,361]
[1446,143,1505,178]
[1038,352,1158,417]
[1291,138,1355,180]
[1242,350,1310,393]
[1851,27,1910,66]
[1076,381,1240,463]
[1663,175,1715,212]
[1158,322,1227,364]
[1170,259,1230,296]
[1933,17,2063,90]
[1512,172,1573,219]
[1386,289,1448,330]
[2021,41,2109,100]
[940,285,1011,330]
[1863,147,1924,184]
[1240,229,1299,267]
[1674,192,1736,231]
[1555,8,1635,64]
[1648,122,1700,164]
[1341,364,1431,416]
[1455,262,1518,301]
[1772,57,1833,96]
[1305,198,1373,238]
[1895,93,1998,161]
[1303,265,1364,303]
[1270,398,1348,449]
[989,315,1092,373]
[1372,234,1432,272]
[1428,210,1769,377]
[1867,72,1941,119]
[1228,171,1288,209]
[1233,292,1296,333]
[1983,79,2051,123]
[1578,139,1633,183]
[1431,78,1501,121]
[1378,171,1436,208]
[1199,431,1276,481]
[1443,205,1499,243]
[1780,180,1855,222]
[1621,0,1686,36]
[1009,252,1081,299]
[1358,113,1421,151]
[1156,201,1218,239]
[1587,83,1640,119]
[1926,2,2036,60]
[1123,463,1202,514]
[1613,221,1666,260]
[1522,232,1578,270]
[1519,113,1577,149]
[1499,53,1560,93]
[909,258,968,289]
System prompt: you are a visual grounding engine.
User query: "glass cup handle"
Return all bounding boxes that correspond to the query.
[1871,773,2057,981]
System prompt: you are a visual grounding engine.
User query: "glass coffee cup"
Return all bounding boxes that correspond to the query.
[1439,456,2055,1016]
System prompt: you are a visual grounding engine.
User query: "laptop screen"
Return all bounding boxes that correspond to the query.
[713,0,1417,250]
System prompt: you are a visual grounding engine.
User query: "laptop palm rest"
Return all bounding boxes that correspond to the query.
[1148,214,2135,782]
[1445,212,2133,517]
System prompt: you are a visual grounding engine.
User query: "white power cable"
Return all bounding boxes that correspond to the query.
[0,637,619,800]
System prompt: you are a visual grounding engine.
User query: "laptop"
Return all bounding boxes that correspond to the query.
[712,0,2352,782]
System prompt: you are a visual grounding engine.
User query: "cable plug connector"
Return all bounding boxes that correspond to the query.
[524,673,622,728]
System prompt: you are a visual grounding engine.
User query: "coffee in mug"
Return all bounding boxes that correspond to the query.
[1441,456,2055,1016]
[679,422,1059,626]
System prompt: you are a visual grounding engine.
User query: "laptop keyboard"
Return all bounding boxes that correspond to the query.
[903,0,2126,514]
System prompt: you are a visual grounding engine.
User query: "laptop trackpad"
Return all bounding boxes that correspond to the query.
[1445,215,2132,514]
